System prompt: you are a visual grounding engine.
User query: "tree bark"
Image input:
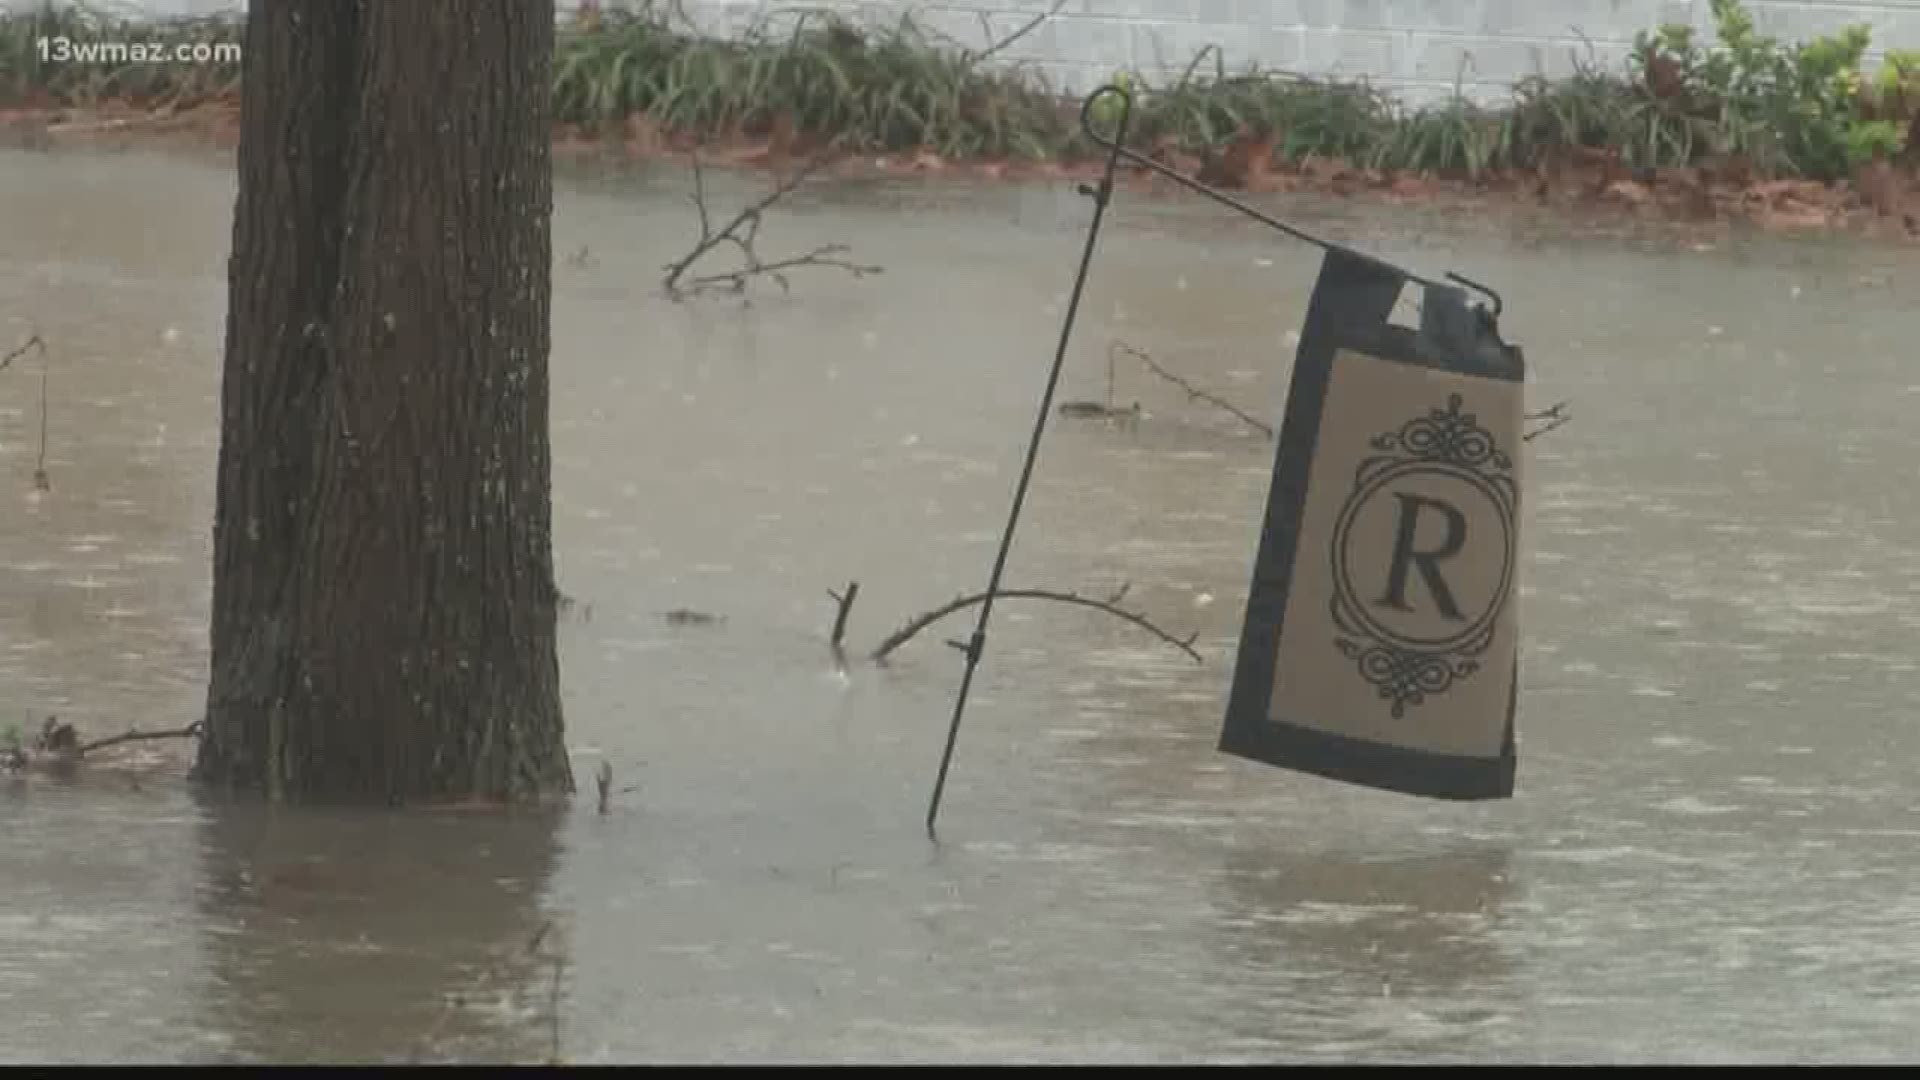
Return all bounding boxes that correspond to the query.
[197,0,572,805]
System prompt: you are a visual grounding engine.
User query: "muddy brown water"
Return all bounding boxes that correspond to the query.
[2,147,1919,1064]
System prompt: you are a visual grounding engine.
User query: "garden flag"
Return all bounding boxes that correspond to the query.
[1219,247,1525,800]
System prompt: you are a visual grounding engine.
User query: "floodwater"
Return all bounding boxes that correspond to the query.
[2,145,1919,1064]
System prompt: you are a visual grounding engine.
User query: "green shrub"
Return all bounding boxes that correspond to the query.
[3,0,1914,183]
[1630,0,1911,177]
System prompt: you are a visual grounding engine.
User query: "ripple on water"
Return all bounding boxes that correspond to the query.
[1534,845,1645,866]
[1651,735,1709,751]
[1654,797,1742,816]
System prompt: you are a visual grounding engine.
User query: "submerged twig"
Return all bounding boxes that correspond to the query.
[77,720,203,757]
[1056,399,1140,423]
[1109,338,1565,444]
[416,918,568,1065]
[826,580,860,651]
[2,716,201,772]
[526,921,552,956]
[1,334,52,490]
[0,333,41,374]
[546,948,565,1065]
[662,150,881,301]
[1524,400,1571,441]
[1055,342,1138,421]
[871,582,1202,664]
[518,917,565,1064]
[1111,341,1274,438]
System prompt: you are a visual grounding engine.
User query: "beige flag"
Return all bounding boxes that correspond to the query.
[1220,249,1524,800]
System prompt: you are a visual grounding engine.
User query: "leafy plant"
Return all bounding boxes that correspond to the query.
[3,0,1914,185]
[1877,49,1920,94]
[1629,0,1893,177]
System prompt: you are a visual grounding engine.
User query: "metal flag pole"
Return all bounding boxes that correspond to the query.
[924,83,1509,838]
[1070,86,1506,318]
[922,88,1134,841]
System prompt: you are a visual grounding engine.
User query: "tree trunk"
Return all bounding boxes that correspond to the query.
[196,0,572,805]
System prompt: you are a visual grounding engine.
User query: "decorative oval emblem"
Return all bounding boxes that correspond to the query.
[1329,394,1518,718]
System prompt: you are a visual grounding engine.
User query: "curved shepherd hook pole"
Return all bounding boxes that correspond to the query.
[1071,86,1505,316]
[922,86,1136,841]
[923,85,1511,838]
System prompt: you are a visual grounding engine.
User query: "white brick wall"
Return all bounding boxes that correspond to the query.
[23,0,1920,106]
[662,0,1920,104]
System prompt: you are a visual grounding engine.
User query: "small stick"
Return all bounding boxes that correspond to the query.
[875,583,1201,664]
[1111,341,1274,438]
[681,245,881,297]
[595,760,612,815]
[77,720,203,757]
[662,150,881,300]
[35,337,49,490]
[1,334,52,490]
[528,918,564,1063]
[546,954,564,1064]
[0,333,42,373]
[1524,400,1571,442]
[826,580,860,649]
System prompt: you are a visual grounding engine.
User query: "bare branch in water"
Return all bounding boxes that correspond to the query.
[2,716,202,772]
[662,150,881,301]
[871,582,1202,664]
[826,579,860,657]
[826,580,864,674]
[1111,341,1274,439]
[414,917,569,1065]
[545,946,565,1064]
[77,721,203,757]
[1525,400,1572,442]
[1110,339,1567,445]
[0,333,43,373]
[1,334,53,490]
